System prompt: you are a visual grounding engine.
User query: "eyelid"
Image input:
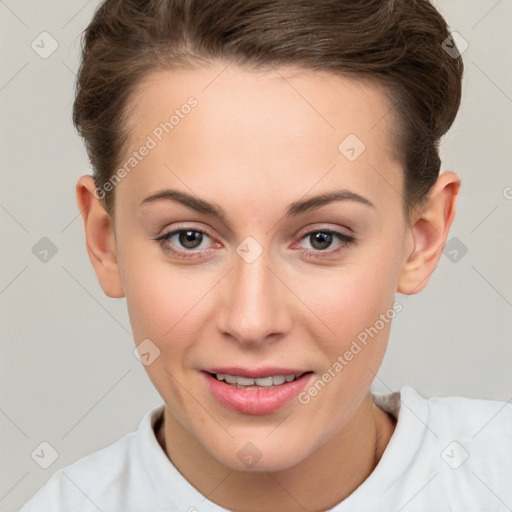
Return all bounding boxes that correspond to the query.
[294,222,354,239]
[154,221,214,239]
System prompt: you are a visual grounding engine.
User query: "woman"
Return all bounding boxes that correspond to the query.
[20,0,511,510]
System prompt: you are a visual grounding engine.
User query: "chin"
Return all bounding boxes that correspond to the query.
[211,437,314,473]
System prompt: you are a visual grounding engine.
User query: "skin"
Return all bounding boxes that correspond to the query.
[76,62,460,512]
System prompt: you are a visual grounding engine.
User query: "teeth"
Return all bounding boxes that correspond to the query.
[214,373,302,387]
[255,376,273,386]
[272,375,286,385]
[236,376,255,386]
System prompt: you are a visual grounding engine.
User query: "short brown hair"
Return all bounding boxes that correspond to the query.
[72,0,464,217]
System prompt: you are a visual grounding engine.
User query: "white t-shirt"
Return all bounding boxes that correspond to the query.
[19,386,512,512]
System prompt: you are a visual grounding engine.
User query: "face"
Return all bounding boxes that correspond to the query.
[112,63,412,471]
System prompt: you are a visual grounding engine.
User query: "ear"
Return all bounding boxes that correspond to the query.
[397,171,461,294]
[76,175,124,298]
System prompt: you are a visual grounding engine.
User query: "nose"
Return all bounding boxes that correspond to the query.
[216,248,292,347]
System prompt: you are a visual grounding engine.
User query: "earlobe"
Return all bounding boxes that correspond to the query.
[76,175,125,298]
[397,171,460,295]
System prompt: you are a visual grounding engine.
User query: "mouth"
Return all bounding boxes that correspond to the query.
[205,371,312,388]
[201,368,315,415]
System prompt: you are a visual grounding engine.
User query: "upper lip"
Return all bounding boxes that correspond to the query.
[202,367,312,379]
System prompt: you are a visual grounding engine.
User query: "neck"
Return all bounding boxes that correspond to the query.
[156,391,396,512]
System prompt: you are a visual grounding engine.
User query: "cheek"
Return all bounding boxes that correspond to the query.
[121,253,222,371]
[306,259,399,344]
[299,233,403,386]
[120,251,197,343]
[124,270,177,342]
[122,263,209,406]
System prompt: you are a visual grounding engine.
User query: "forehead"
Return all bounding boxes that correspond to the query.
[128,63,397,147]
[118,63,403,217]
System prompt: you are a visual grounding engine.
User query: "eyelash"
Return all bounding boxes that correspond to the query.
[153,226,356,260]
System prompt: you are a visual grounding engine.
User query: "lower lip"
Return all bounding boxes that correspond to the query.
[202,371,314,415]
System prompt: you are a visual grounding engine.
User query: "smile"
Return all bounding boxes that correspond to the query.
[201,369,315,415]
[213,372,306,388]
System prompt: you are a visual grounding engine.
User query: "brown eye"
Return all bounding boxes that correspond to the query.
[154,228,215,258]
[178,230,204,249]
[309,231,334,251]
[296,229,356,258]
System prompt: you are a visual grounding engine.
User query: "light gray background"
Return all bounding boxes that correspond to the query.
[1,1,511,510]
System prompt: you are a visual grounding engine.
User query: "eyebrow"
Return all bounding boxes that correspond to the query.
[139,188,375,218]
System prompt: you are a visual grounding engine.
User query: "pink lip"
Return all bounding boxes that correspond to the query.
[201,370,315,415]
